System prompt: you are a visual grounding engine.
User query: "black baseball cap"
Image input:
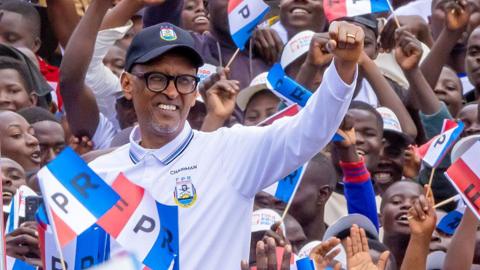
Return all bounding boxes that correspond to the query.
[125,23,204,72]
[339,14,379,37]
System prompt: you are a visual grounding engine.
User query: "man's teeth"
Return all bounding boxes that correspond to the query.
[158,104,177,111]
[292,8,309,15]
[398,214,408,221]
[356,150,365,156]
[2,192,11,197]
[375,172,392,180]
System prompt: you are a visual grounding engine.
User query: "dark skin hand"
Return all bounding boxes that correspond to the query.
[253,27,284,65]
[395,29,441,115]
[310,237,342,270]
[380,15,433,51]
[6,221,42,267]
[241,237,292,270]
[334,113,360,163]
[420,0,474,89]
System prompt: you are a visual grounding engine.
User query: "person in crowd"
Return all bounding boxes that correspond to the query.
[0,157,26,205]
[18,106,66,166]
[0,110,40,174]
[434,66,465,117]
[0,56,37,112]
[457,101,480,136]
[181,0,209,34]
[466,26,480,101]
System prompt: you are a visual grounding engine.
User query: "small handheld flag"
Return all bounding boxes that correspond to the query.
[444,141,480,221]
[97,173,179,270]
[257,104,300,126]
[37,147,120,247]
[228,0,270,50]
[418,120,464,168]
[323,0,390,22]
[263,165,307,204]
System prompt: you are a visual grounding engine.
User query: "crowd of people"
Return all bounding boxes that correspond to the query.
[0,0,480,269]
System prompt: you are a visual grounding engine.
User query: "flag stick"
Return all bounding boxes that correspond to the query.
[385,0,401,28]
[0,146,6,270]
[43,204,67,270]
[225,48,240,69]
[280,165,307,221]
[426,167,436,198]
[433,195,459,209]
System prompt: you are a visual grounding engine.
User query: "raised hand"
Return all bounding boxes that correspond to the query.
[445,0,473,32]
[253,28,284,65]
[304,32,334,68]
[309,237,342,270]
[335,113,356,149]
[328,21,365,64]
[394,29,423,72]
[346,225,390,270]
[241,237,292,270]
[69,136,94,155]
[403,145,421,178]
[379,15,432,51]
[407,185,437,237]
[200,67,240,120]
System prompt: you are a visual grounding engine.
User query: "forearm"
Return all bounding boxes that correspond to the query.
[143,0,184,28]
[295,63,325,91]
[420,29,463,88]
[341,157,379,230]
[60,0,112,91]
[400,235,430,270]
[405,67,441,115]
[443,209,479,270]
[46,0,80,48]
[361,58,417,138]
[201,114,227,132]
[101,0,143,30]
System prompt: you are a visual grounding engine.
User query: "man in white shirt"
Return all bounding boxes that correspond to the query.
[89,19,364,269]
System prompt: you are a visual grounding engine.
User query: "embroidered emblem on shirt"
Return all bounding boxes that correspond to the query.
[160,26,177,41]
[173,176,197,208]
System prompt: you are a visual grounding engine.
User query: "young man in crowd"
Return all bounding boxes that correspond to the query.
[0,56,37,112]
[0,110,40,174]
[457,101,480,136]
[0,157,26,205]
[18,107,66,167]
[466,26,480,102]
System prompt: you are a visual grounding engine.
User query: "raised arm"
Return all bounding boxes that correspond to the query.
[59,0,112,137]
[359,52,417,138]
[46,0,80,48]
[443,209,479,270]
[142,0,184,28]
[223,21,363,198]
[420,0,473,88]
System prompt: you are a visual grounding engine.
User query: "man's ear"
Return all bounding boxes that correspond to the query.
[190,91,199,108]
[121,72,134,100]
[317,185,333,205]
[29,92,38,106]
[32,37,41,54]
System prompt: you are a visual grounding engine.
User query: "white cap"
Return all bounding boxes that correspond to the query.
[251,208,285,235]
[376,107,412,145]
[323,214,379,241]
[426,251,446,270]
[451,134,480,163]
[236,72,269,111]
[297,240,322,258]
[280,30,315,69]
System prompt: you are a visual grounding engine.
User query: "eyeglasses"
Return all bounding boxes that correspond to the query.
[131,72,200,95]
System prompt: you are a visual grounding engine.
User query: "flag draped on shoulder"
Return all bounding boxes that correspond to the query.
[97,173,179,270]
[37,147,120,247]
[418,120,464,168]
[444,141,480,220]
[323,0,390,22]
[228,0,270,50]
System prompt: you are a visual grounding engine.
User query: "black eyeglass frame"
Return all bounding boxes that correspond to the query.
[130,71,200,95]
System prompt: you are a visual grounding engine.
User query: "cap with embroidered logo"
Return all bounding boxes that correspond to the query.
[125,22,204,72]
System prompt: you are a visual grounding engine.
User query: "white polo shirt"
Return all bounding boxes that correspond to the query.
[88,62,357,269]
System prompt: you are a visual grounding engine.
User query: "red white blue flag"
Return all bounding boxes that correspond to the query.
[418,120,464,168]
[37,147,120,247]
[323,0,390,22]
[97,173,179,270]
[228,0,270,50]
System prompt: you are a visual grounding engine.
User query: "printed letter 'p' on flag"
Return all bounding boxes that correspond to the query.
[37,147,120,247]
[323,0,390,22]
[97,173,179,270]
[418,120,464,168]
[228,0,270,50]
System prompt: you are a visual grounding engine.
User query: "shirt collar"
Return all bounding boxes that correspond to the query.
[129,122,194,165]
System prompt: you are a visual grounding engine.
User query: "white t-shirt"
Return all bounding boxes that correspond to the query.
[354,79,379,108]
[92,113,118,150]
[88,62,357,269]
